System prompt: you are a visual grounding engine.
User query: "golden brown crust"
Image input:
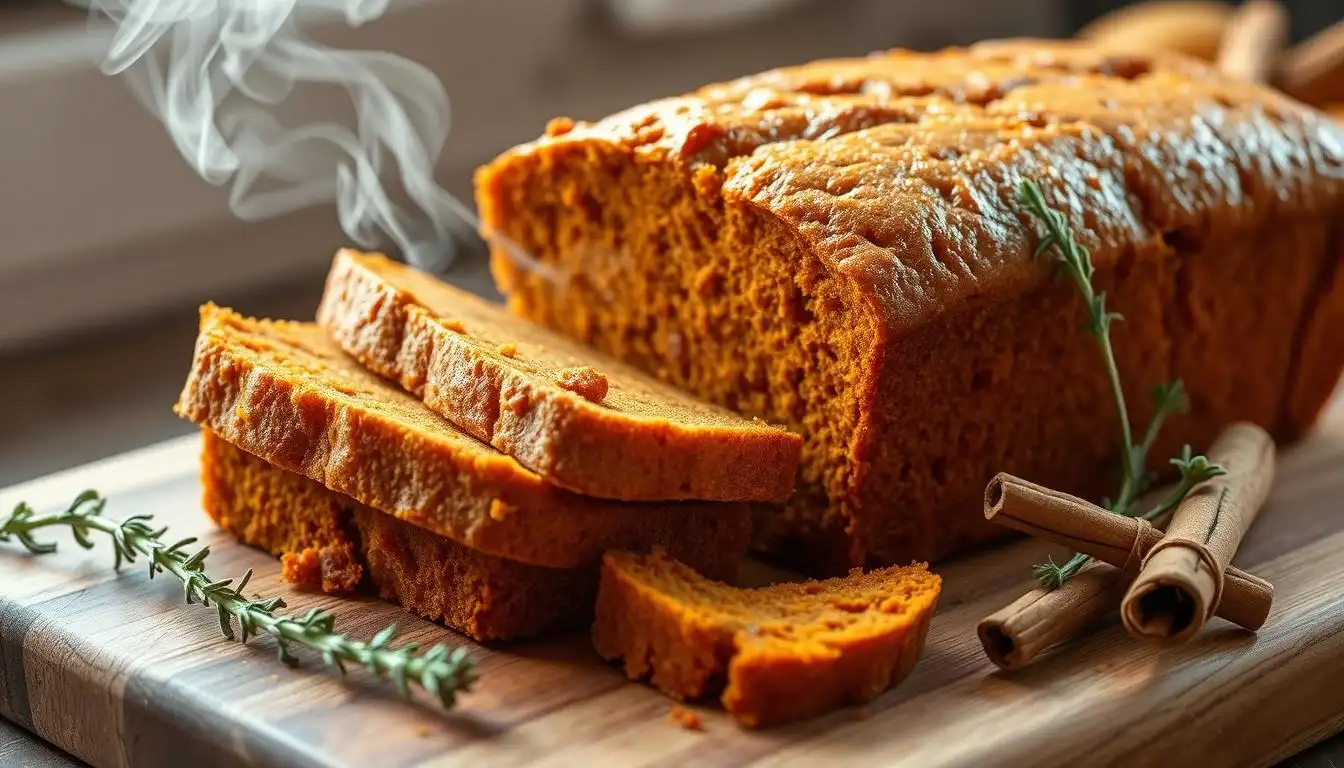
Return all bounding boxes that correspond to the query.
[177,305,753,569]
[316,249,802,502]
[591,549,940,727]
[476,40,1344,573]
[499,40,1341,335]
[201,430,747,641]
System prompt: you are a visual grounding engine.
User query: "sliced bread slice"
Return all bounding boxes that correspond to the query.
[317,249,801,502]
[177,304,751,570]
[202,430,745,641]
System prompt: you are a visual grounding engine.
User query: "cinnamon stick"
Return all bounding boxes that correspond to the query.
[1120,423,1276,644]
[978,560,1130,670]
[977,484,1172,669]
[1215,0,1289,83]
[1275,18,1344,106]
[984,474,1274,630]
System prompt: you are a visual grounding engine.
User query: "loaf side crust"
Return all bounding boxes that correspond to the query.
[591,548,940,727]
[487,39,1343,338]
[316,249,801,502]
[176,305,752,569]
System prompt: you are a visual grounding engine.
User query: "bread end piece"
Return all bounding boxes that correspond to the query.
[592,548,940,728]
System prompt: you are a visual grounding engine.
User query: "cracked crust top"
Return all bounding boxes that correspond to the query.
[316,250,802,502]
[486,39,1344,336]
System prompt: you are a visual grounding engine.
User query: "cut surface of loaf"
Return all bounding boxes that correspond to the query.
[592,548,940,727]
[176,304,752,569]
[476,39,1344,574]
[316,249,801,502]
[201,430,747,641]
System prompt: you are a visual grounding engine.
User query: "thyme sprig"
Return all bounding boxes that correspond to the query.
[0,490,477,707]
[1018,180,1226,588]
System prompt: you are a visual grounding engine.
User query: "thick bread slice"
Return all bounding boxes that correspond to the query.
[316,249,801,502]
[176,304,752,569]
[201,430,745,641]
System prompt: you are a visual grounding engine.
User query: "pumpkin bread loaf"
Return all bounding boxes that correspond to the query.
[177,304,753,569]
[476,39,1344,574]
[201,431,748,641]
[316,249,801,502]
[592,548,940,727]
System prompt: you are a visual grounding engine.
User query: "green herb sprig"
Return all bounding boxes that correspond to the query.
[1017,180,1226,588]
[1,490,477,707]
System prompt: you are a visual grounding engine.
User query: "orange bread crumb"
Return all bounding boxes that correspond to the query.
[592,549,941,728]
[667,706,703,731]
[546,116,576,137]
[200,430,747,641]
[280,548,329,590]
[555,366,608,403]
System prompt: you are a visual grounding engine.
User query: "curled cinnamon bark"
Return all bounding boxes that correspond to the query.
[1216,0,1288,83]
[978,560,1130,670]
[1121,423,1276,645]
[984,474,1273,631]
[1275,18,1344,105]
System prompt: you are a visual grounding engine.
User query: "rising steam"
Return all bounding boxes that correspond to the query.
[81,0,478,272]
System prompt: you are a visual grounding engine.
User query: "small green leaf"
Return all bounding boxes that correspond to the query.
[370,624,398,650]
[1032,558,1067,589]
[18,532,57,556]
[390,657,411,699]
[276,640,297,667]
[218,606,235,640]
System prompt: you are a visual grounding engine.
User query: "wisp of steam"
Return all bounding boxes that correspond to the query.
[80,0,482,273]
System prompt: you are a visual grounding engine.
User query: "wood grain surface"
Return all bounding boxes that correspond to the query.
[0,718,81,768]
[3,399,1344,768]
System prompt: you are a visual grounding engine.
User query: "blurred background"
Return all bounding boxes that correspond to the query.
[0,0,1340,489]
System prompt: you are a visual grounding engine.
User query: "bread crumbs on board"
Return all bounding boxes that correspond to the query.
[668,705,704,731]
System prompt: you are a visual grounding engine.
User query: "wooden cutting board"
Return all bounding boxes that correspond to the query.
[3,401,1344,768]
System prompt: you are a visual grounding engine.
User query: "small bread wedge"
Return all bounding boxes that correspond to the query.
[592,548,941,728]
